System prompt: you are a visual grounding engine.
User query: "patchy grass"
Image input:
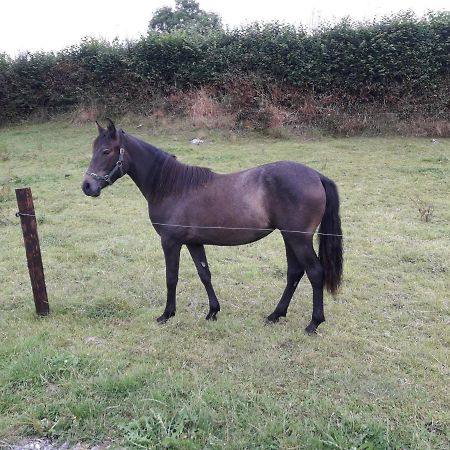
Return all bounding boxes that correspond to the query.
[0,122,449,449]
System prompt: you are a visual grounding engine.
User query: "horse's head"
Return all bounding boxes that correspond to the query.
[82,119,126,197]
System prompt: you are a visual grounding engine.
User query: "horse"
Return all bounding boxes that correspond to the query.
[82,119,343,334]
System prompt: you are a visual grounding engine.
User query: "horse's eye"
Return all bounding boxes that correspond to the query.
[103,148,112,155]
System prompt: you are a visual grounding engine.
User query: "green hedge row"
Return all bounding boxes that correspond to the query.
[0,12,448,123]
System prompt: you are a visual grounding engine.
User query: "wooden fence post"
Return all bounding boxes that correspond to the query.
[15,187,50,316]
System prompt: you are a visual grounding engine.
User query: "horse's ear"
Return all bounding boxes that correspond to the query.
[105,118,117,139]
[95,120,105,135]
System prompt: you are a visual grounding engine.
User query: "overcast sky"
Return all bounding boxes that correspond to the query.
[1,0,447,56]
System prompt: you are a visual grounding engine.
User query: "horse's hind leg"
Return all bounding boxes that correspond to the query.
[267,240,304,323]
[187,244,221,321]
[285,236,325,334]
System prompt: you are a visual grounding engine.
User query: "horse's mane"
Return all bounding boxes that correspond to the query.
[127,133,214,202]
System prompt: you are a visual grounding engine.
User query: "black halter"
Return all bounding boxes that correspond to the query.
[86,147,125,185]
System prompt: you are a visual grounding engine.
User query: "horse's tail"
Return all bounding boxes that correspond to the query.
[318,175,343,296]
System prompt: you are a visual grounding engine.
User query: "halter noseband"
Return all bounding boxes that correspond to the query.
[86,147,125,185]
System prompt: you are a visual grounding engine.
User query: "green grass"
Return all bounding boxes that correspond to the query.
[0,121,449,449]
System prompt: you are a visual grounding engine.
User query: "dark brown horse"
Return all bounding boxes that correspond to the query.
[82,119,343,333]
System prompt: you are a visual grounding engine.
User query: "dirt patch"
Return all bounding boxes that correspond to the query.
[12,440,114,450]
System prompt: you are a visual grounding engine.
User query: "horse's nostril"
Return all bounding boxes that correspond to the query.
[82,180,91,195]
[82,179,101,197]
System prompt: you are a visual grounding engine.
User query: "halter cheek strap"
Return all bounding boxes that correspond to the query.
[86,147,126,185]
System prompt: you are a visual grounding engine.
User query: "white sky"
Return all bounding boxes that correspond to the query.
[0,0,448,57]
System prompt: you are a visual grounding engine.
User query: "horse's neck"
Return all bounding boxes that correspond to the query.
[125,134,169,200]
[125,134,214,204]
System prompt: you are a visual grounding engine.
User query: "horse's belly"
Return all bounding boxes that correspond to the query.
[185,228,273,246]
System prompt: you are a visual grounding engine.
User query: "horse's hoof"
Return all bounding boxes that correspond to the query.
[305,316,324,334]
[205,311,218,321]
[156,312,175,324]
[304,323,318,335]
[266,315,279,324]
[266,312,285,323]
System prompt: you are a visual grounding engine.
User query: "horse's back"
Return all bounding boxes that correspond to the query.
[212,160,325,233]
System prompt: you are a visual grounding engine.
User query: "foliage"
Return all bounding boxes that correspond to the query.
[149,0,222,34]
[0,12,449,124]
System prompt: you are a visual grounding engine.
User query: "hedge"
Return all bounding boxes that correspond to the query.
[0,11,448,123]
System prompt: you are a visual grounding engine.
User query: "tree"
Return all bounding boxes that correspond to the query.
[149,0,222,34]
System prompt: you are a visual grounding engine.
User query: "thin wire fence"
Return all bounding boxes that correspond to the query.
[150,222,344,237]
[14,212,344,238]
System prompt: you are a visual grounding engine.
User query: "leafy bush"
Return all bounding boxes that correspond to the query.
[0,12,448,125]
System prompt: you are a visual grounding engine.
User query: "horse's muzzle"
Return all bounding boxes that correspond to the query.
[82,178,101,197]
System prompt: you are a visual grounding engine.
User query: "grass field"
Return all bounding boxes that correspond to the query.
[0,122,449,449]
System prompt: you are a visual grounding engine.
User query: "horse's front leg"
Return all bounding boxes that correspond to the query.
[187,244,220,321]
[157,238,182,323]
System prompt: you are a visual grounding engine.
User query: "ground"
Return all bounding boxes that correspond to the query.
[0,122,449,449]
